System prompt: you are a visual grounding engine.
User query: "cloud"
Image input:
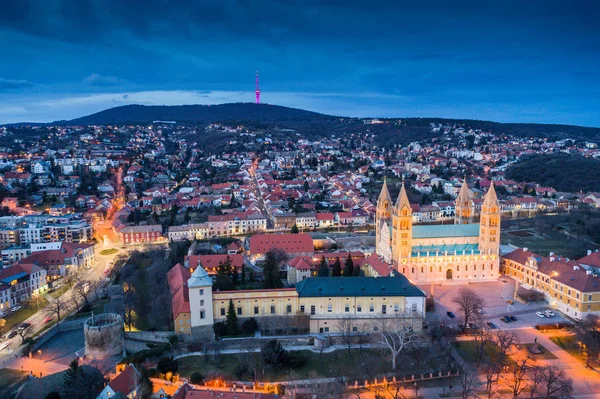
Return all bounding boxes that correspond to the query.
[0,78,33,90]
[83,73,129,87]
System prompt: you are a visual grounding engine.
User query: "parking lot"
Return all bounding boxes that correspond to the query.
[420,276,570,330]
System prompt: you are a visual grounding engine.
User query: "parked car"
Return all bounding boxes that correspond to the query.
[467,323,478,329]
[487,322,497,329]
[500,317,509,323]
[447,311,456,318]
[10,306,21,312]
[17,323,30,331]
[544,310,555,318]
[7,330,17,339]
[43,316,54,324]
[477,309,484,314]
[509,315,517,321]
[536,311,546,318]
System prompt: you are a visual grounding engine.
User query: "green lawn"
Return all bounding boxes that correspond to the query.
[454,341,516,366]
[179,349,394,382]
[99,248,119,256]
[549,336,581,359]
[0,369,27,390]
[3,300,49,333]
[49,285,69,299]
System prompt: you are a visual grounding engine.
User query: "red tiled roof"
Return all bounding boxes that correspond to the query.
[316,213,334,221]
[185,254,244,272]
[250,233,313,255]
[579,251,600,268]
[108,365,139,396]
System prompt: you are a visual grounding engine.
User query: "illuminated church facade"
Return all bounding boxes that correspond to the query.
[376,179,501,284]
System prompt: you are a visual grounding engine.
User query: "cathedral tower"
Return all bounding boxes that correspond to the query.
[479,182,501,255]
[392,181,412,261]
[454,179,474,224]
[376,178,392,255]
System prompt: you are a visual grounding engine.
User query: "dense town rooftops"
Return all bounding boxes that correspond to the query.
[295,274,425,298]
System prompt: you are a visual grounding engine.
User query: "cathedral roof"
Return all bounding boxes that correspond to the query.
[412,223,480,239]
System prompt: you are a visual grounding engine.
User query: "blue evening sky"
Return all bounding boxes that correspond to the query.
[0,0,599,126]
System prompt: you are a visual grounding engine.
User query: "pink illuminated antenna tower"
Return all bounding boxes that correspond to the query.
[255,71,260,104]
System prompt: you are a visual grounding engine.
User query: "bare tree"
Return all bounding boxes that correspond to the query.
[504,352,535,398]
[0,318,6,337]
[540,365,573,399]
[470,327,491,368]
[123,298,136,332]
[17,325,30,343]
[45,296,68,322]
[576,314,600,367]
[452,287,485,327]
[337,316,356,357]
[459,365,479,399]
[377,314,420,370]
[527,366,546,399]
[74,281,92,308]
[482,330,518,398]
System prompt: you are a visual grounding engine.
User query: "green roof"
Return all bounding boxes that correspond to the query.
[412,243,480,257]
[296,274,425,298]
[412,223,480,239]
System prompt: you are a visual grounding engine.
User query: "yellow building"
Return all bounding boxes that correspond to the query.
[375,179,501,284]
[183,264,426,337]
[502,248,600,320]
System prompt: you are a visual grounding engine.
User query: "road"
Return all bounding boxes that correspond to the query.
[0,244,127,359]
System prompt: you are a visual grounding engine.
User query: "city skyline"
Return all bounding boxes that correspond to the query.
[0,1,599,126]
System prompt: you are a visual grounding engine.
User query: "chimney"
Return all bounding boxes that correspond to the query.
[523,247,528,252]
[588,250,593,256]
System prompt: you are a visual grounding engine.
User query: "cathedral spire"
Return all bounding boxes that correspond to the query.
[378,177,392,206]
[482,180,499,209]
[456,177,472,203]
[395,180,411,212]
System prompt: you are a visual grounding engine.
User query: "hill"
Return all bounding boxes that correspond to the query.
[506,153,600,193]
[5,103,600,146]
[54,103,337,126]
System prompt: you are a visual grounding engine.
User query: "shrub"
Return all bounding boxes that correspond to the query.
[157,356,179,375]
[168,335,179,346]
[276,384,286,395]
[284,351,307,369]
[234,362,250,379]
[190,371,204,384]
[187,342,205,352]
[261,340,286,366]
[213,322,228,337]
[517,289,545,302]
[122,343,170,365]
[241,318,259,335]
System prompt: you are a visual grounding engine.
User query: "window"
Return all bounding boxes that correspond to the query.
[237,307,242,315]
[310,305,316,315]
[199,289,204,296]
[412,303,418,313]
[200,310,205,319]
[327,304,332,313]
[352,326,358,332]
[345,305,350,312]
[287,305,292,313]
[589,295,593,301]
[324,327,329,332]
[357,304,362,312]
[254,306,259,315]
[200,300,204,306]
[220,308,225,316]
[180,320,183,325]
[187,319,190,324]
[270,305,276,314]
[300,305,305,313]
[394,304,399,312]
[369,304,374,312]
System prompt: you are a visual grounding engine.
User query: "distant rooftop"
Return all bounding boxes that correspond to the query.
[412,223,479,239]
[296,274,424,298]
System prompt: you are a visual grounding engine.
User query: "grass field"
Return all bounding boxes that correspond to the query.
[99,248,119,256]
[549,336,581,359]
[178,349,394,382]
[3,300,49,333]
[454,341,516,366]
[0,369,27,390]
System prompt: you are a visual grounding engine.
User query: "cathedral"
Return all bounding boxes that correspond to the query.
[375,179,501,284]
